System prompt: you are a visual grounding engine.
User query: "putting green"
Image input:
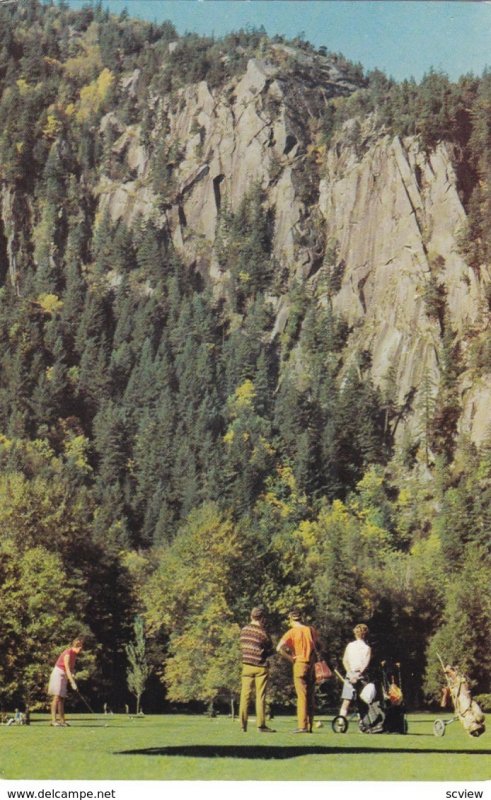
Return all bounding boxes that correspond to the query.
[0,713,489,781]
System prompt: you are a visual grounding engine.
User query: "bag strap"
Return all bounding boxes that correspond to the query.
[310,627,321,661]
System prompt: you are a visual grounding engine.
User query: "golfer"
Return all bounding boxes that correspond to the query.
[338,623,371,718]
[239,607,276,732]
[277,609,319,733]
[48,637,84,727]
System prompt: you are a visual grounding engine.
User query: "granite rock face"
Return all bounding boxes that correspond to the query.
[82,55,491,446]
[99,52,358,275]
[318,131,491,444]
[2,48,489,447]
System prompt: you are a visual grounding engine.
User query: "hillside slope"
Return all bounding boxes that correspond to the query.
[0,2,490,710]
[2,21,485,449]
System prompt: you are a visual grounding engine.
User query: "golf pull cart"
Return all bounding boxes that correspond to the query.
[433,654,485,738]
[331,680,385,734]
[331,711,350,734]
[331,662,407,734]
[331,668,350,732]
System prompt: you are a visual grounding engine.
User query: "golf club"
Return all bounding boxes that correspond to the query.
[76,689,95,714]
[76,689,109,727]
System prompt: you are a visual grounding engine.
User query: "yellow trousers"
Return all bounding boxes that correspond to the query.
[293,660,315,731]
[239,664,269,730]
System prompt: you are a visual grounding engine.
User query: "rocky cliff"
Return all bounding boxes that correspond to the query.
[320,132,491,446]
[86,44,491,450]
[2,40,490,451]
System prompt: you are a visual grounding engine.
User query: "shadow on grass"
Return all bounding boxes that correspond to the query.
[115,745,490,759]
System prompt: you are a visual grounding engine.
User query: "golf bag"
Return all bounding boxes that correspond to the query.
[355,679,385,734]
[442,665,485,738]
[358,695,385,733]
[383,704,407,733]
[381,661,407,734]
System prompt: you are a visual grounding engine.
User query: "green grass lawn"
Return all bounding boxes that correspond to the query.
[0,713,489,781]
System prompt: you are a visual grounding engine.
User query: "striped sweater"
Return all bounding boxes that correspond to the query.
[240,622,274,667]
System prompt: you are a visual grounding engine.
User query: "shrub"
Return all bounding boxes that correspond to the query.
[474,693,491,712]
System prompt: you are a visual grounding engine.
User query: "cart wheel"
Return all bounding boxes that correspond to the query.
[332,715,349,733]
[433,719,446,737]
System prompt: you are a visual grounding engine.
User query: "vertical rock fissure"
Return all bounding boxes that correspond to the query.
[213,174,224,212]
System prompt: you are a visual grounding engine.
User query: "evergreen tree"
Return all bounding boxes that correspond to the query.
[125,616,151,714]
[424,545,491,698]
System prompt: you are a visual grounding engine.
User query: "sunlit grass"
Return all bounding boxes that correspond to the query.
[0,713,489,781]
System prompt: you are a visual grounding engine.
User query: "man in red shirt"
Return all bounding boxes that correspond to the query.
[277,609,319,733]
[48,637,84,727]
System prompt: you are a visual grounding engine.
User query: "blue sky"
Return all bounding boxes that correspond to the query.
[63,0,491,82]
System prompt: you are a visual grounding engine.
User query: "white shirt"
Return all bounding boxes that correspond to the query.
[343,639,371,679]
